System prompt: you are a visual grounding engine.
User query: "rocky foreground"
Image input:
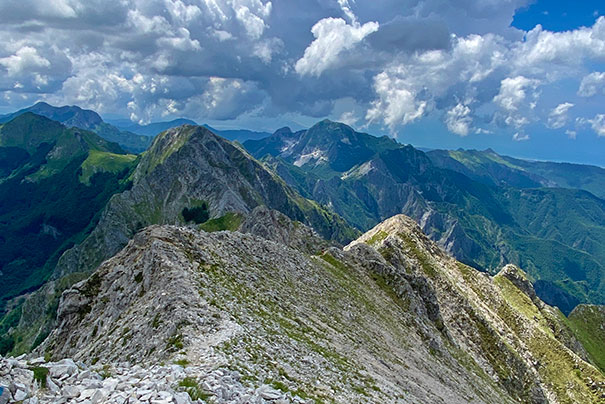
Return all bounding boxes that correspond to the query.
[4,210,605,403]
[1,354,300,403]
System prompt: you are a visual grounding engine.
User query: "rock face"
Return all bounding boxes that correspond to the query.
[35,212,605,403]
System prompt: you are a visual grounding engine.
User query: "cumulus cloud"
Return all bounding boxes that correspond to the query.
[0,0,603,145]
[493,76,539,112]
[445,103,472,136]
[492,76,540,128]
[547,102,574,129]
[578,72,605,97]
[295,17,379,77]
[0,46,50,76]
[589,114,605,137]
[365,66,428,128]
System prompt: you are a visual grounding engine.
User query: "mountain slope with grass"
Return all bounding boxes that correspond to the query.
[28,212,605,403]
[0,113,136,325]
[244,120,605,314]
[427,148,605,199]
[0,102,152,153]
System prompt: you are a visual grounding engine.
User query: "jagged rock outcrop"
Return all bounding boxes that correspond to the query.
[32,213,605,403]
[349,215,605,403]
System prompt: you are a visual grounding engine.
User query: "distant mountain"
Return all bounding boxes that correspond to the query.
[0,102,152,153]
[427,148,605,199]
[245,119,400,178]
[107,118,272,143]
[109,118,198,137]
[0,113,136,313]
[245,120,605,314]
[203,124,271,143]
[1,118,605,403]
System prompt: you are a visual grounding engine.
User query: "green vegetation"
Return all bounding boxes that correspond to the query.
[0,114,136,313]
[179,377,212,401]
[568,305,605,373]
[32,366,49,388]
[398,233,437,278]
[166,334,184,350]
[247,125,605,312]
[199,212,243,232]
[80,150,137,184]
[367,230,388,245]
[428,148,605,200]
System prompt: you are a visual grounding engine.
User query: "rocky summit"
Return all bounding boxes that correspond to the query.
[2,208,603,403]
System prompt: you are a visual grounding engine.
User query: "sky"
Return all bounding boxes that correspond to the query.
[0,0,604,165]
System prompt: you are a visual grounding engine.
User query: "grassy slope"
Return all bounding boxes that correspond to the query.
[80,150,138,184]
[0,114,137,309]
[428,148,605,200]
[248,137,605,312]
[567,305,605,373]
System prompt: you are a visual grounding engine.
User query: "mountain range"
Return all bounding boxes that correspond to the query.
[0,102,152,153]
[0,107,604,403]
[108,117,271,143]
[244,120,605,314]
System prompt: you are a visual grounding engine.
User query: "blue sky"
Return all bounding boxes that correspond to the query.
[513,0,601,32]
[0,0,604,165]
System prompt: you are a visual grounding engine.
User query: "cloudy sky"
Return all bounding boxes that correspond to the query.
[1,0,604,164]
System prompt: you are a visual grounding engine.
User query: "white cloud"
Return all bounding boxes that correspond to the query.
[295,17,379,77]
[565,129,577,139]
[513,18,605,71]
[445,103,472,136]
[513,132,530,141]
[338,111,359,126]
[492,76,540,128]
[547,102,574,129]
[0,46,50,76]
[235,3,270,40]
[578,72,605,97]
[589,114,605,137]
[493,76,538,112]
[0,0,604,144]
[337,0,358,25]
[365,67,428,129]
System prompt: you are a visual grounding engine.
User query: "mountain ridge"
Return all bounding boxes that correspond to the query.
[0,113,136,315]
[28,211,605,403]
[0,102,152,153]
[244,120,605,314]
[7,122,357,354]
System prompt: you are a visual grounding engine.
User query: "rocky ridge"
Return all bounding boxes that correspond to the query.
[14,211,602,403]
